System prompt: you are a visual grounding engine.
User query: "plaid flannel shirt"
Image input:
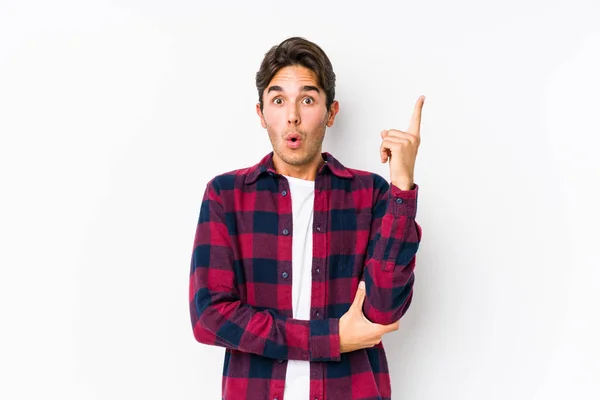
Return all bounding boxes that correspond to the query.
[189,151,421,400]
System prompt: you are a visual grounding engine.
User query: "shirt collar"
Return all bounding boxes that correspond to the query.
[244,151,354,185]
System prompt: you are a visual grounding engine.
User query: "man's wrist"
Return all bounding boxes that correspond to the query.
[391,179,414,191]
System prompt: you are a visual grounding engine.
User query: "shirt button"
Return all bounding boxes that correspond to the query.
[315,311,320,317]
[282,229,289,235]
[395,197,403,204]
[282,272,289,279]
[316,226,321,232]
[278,359,284,364]
[281,190,287,196]
[316,268,320,273]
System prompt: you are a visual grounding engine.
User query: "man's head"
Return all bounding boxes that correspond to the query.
[255,37,339,172]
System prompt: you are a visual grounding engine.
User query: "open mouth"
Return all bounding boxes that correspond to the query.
[285,134,302,148]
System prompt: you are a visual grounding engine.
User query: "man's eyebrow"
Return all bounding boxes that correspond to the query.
[301,85,320,93]
[267,85,283,94]
[266,85,321,94]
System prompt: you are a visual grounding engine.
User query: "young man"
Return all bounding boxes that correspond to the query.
[189,37,423,400]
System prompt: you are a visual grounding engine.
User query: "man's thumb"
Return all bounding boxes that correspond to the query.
[352,281,366,309]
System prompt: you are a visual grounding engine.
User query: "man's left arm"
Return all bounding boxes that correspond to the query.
[361,179,421,325]
[362,94,425,325]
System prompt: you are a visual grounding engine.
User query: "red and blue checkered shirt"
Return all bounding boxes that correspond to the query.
[189,151,421,400]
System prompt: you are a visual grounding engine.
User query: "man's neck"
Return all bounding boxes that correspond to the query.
[272,153,325,181]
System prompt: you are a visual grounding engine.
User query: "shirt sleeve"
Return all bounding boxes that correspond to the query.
[361,176,422,325]
[189,181,341,362]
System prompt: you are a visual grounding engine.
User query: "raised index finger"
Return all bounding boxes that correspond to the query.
[407,95,425,136]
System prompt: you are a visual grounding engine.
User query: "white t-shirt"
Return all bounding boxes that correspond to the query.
[283,175,315,400]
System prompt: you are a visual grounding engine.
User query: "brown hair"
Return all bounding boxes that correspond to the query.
[255,37,336,112]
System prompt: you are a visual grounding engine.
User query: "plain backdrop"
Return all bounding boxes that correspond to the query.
[1,0,599,399]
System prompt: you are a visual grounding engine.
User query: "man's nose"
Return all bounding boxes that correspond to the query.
[287,105,300,125]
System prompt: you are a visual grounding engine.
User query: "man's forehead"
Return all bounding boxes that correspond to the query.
[267,65,320,89]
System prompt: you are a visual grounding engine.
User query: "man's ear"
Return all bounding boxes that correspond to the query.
[256,103,267,128]
[326,100,340,127]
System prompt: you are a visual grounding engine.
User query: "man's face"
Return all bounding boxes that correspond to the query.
[257,65,339,168]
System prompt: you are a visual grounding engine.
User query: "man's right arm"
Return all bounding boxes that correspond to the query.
[188,179,341,362]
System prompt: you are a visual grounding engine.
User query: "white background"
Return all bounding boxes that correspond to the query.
[1,0,599,399]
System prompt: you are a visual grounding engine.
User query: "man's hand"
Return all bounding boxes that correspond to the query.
[380,95,425,191]
[339,281,400,353]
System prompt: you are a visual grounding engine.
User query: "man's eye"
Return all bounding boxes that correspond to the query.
[303,98,314,105]
[273,98,283,105]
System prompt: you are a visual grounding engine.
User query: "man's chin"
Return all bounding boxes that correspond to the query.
[282,156,308,166]
[276,150,310,166]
